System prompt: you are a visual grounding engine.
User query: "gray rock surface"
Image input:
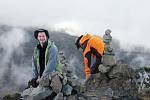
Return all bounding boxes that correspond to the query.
[74,61,138,100]
[22,86,52,100]
[21,52,139,100]
[50,74,62,94]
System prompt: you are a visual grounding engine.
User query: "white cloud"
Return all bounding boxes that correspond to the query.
[0,28,31,88]
[0,0,150,48]
[0,28,26,64]
[52,21,82,36]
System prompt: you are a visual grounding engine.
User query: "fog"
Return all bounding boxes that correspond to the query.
[0,0,150,48]
[0,28,32,96]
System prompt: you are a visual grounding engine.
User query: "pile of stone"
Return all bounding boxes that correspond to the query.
[59,52,74,79]
[21,51,139,100]
[21,52,78,100]
[67,50,138,100]
[21,71,78,100]
[74,60,138,100]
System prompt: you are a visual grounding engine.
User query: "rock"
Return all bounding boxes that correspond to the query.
[21,87,33,98]
[62,84,73,96]
[138,88,150,100]
[50,74,62,94]
[20,51,140,100]
[108,62,133,79]
[98,64,111,73]
[66,95,78,100]
[54,92,63,100]
[100,96,112,100]
[62,75,68,85]
[102,55,116,66]
[22,86,53,100]
[74,61,138,100]
[39,76,50,87]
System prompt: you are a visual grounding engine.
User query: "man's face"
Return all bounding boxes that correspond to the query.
[37,32,47,44]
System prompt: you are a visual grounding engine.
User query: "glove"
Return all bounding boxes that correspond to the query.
[30,78,39,88]
[36,78,42,83]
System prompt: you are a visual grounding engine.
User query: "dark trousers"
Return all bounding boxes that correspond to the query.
[91,55,102,74]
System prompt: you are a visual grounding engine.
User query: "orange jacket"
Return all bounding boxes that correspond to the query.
[80,34,104,77]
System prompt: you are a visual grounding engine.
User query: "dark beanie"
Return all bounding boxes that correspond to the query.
[34,29,49,39]
[75,35,83,49]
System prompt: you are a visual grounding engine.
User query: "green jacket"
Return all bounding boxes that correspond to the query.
[32,40,61,78]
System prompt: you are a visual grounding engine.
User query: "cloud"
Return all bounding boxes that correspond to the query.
[52,21,82,36]
[0,0,149,49]
[0,28,31,96]
[0,28,26,63]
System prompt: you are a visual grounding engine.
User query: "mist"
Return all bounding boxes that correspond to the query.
[0,28,32,96]
[0,0,150,49]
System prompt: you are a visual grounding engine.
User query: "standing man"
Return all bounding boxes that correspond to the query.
[30,29,61,87]
[75,34,104,78]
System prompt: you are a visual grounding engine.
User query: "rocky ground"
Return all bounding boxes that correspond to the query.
[2,53,150,100]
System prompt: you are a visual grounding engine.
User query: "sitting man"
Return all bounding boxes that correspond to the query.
[29,29,61,88]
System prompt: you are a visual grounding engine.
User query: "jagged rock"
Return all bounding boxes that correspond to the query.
[62,84,73,96]
[73,61,138,100]
[59,52,74,78]
[136,70,150,92]
[100,96,112,100]
[21,86,52,100]
[102,55,116,66]
[50,74,62,94]
[21,87,33,99]
[39,76,50,87]
[138,88,150,100]
[53,92,63,100]
[99,64,111,73]
[78,95,86,100]
[62,74,68,85]
[108,61,135,79]
[66,95,78,100]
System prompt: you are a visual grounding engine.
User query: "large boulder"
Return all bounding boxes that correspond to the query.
[102,55,116,66]
[21,86,53,100]
[74,61,138,100]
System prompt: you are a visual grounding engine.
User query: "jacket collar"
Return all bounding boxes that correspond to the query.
[37,40,48,49]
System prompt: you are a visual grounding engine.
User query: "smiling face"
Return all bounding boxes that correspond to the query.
[37,32,48,45]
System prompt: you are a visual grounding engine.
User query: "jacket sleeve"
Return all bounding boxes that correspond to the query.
[42,43,58,77]
[32,50,38,79]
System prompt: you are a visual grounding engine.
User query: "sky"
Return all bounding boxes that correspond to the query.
[0,0,150,49]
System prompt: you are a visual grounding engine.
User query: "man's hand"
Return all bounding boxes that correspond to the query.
[36,78,42,83]
[28,78,39,88]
